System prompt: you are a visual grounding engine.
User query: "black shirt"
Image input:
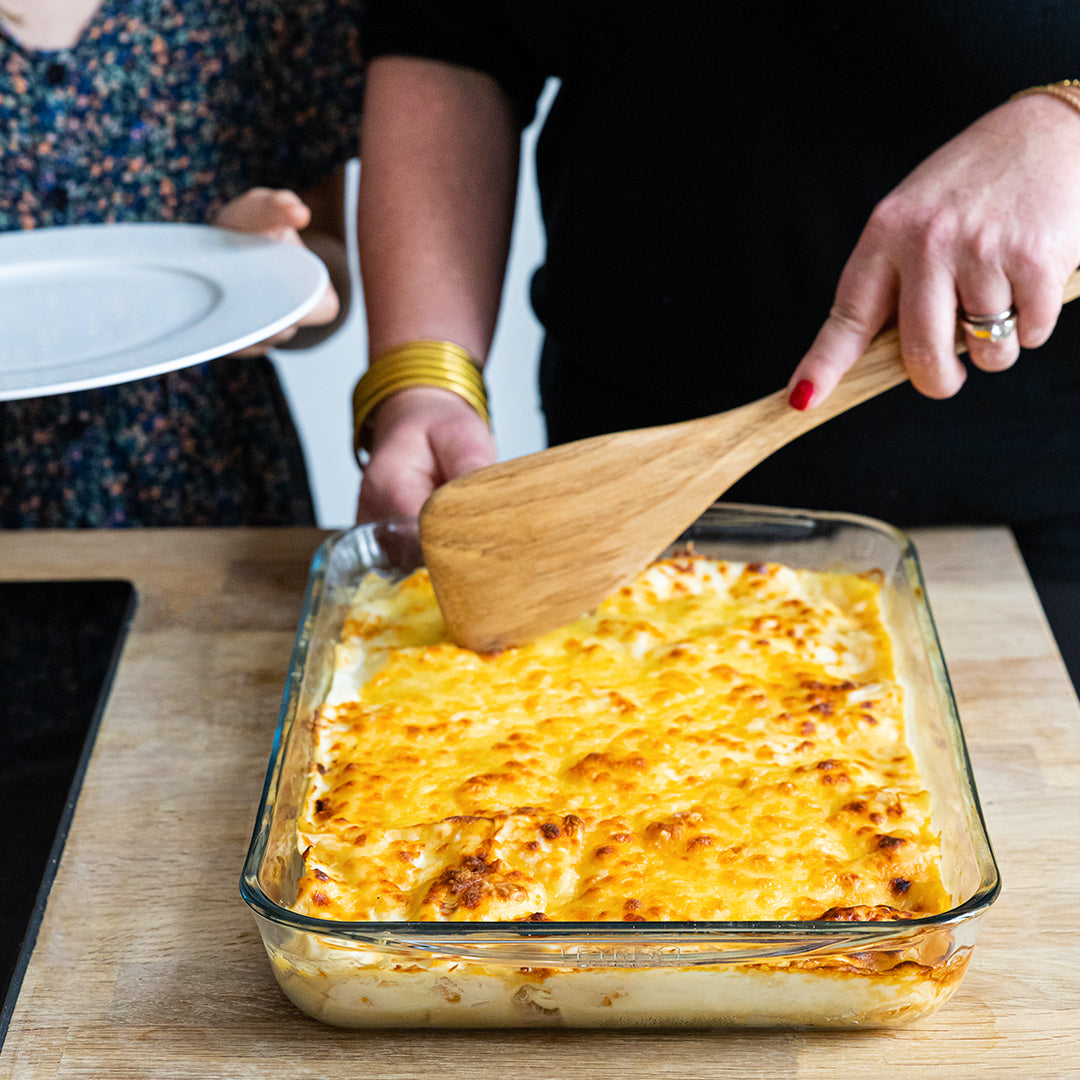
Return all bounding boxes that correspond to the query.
[363,2,1080,577]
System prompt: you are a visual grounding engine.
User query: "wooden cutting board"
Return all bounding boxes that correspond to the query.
[1,525,1078,1080]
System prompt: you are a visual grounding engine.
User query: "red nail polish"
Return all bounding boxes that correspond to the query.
[789,379,814,410]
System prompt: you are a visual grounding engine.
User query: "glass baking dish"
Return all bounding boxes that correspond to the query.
[240,503,999,1029]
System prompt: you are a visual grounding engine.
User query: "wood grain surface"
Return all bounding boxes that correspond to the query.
[420,329,910,652]
[423,270,1080,654]
[1,525,1077,1079]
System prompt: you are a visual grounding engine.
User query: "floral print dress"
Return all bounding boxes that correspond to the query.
[0,0,364,527]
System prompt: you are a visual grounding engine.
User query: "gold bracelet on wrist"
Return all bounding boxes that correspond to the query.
[1009,79,1080,121]
[351,340,490,464]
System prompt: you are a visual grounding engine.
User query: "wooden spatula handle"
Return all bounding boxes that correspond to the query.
[423,265,1080,652]
[771,265,1080,442]
[793,326,906,425]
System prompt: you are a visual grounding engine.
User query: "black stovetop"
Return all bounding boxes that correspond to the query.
[0,580,136,1040]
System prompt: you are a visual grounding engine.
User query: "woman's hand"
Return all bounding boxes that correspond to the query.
[355,387,497,522]
[788,92,1080,407]
[213,187,341,354]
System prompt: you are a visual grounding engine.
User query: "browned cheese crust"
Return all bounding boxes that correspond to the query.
[293,554,950,924]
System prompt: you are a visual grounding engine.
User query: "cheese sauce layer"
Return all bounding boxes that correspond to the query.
[293,554,949,924]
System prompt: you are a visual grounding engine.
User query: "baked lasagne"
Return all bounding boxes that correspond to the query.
[292,552,949,926]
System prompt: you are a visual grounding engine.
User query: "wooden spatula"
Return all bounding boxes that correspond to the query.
[420,271,1080,652]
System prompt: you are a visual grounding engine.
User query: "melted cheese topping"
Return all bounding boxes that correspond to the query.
[293,554,949,924]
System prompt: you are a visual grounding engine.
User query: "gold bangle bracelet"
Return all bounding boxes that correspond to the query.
[352,340,490,464]
[1009,80,1080,121]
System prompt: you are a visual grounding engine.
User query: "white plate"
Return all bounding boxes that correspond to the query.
[0,222,329,400]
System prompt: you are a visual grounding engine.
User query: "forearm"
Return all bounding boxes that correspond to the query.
[357,55,521,364]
